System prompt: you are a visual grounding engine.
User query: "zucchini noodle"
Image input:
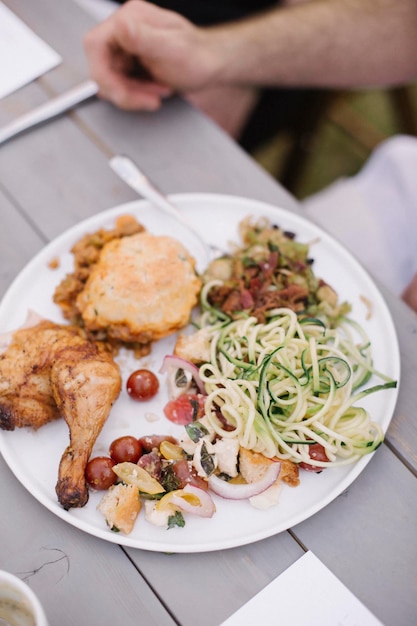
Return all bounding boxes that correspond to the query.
[198,308,396,468]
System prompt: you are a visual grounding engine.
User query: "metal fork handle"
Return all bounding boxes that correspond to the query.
[109,155,212,263]
[110,155,187,225]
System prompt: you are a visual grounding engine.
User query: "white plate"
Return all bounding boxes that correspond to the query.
[0,194,400,553]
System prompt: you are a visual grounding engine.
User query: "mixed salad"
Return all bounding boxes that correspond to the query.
[86,217,397,535]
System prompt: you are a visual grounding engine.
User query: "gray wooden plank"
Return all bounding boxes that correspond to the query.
[0,457,176,626]
[1,95,299,228]
[382,294,417,473]
[291,444,417,626]
[73,94,300,210]
[0,94,129,241]
[126,533,304,626]
[0,188,46,297]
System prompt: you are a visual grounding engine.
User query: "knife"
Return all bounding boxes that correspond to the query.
[0,79,98,146]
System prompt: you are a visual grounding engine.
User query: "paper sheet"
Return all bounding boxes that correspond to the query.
[0,2,61,100]
[221,551,383,626]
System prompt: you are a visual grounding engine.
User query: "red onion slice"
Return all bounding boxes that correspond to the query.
[208,461,281,500]
[160,354,206,395]
[168,485,216,518]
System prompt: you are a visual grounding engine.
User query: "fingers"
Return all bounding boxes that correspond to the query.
[83,3,173,111]
[83,0,213,108]
[97,78,171,111]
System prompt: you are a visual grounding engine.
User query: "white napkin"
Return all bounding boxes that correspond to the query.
[302,135,417,295]
[221,551,383,626]
[0,2,61,100]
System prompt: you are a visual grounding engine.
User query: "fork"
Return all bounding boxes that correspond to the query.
[109,155,224,263]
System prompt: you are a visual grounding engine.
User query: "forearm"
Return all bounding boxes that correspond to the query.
[205,0,417,89]
[83,0,417,111]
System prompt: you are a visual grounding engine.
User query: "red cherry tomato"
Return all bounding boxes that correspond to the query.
[126,369,159,401]
[138,434,178,453]
[299,443,329,473]
[109,436,143,464]
[163,393,206,425]
[85,456,117,490]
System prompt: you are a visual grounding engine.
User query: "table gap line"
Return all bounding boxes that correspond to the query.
[120,546,182,626]
[384,438,417,479]
[0,182,49,245]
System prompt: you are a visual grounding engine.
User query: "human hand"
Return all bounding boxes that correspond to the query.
[83,0,219,111]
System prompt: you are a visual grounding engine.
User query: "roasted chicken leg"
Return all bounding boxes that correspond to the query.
[51,343,121,509]
[0,317,121,509]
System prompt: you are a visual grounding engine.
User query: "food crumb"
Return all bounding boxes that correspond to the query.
[48,257,60,270]
[145,412,160,422]
[360,294,373,320]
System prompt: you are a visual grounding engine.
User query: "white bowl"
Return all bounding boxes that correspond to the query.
[0,571,49,626]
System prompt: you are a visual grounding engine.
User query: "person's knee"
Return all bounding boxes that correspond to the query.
[402,272,417,313]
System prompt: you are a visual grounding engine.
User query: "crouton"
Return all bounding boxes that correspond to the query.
[239,447,299,487]
[97,483,141,534]
[279,458,300,487]
[174,327,212,364]
[239,448,276,483]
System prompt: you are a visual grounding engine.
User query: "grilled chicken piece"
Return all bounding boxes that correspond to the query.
[0,319,85,431]
[52,343,121,509]
[0,317,121,509]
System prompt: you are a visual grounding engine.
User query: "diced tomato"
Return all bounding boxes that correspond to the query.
[240,288,254,309]
[259,251,279,277]
[299,443,329,473]
[249,277,263,295]
[137,450,163,480]
[163,393,206,425]
[172,459,208,491]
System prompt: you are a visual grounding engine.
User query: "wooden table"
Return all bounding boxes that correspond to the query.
[1,2,416,625]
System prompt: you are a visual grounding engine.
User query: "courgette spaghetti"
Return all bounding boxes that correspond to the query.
[197,306,396,468]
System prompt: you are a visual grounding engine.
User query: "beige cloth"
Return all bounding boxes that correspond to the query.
[303,135,417,296]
